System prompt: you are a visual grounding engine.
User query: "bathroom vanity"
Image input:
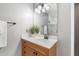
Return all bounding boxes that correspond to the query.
[21,3,58,56]
[21,34,57,56]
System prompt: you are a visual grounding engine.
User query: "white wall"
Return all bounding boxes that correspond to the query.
[0,3,72,56]
[71,3,74,56]
[57,3,71,56]
[0,3,55,56]
[0,3,33,56]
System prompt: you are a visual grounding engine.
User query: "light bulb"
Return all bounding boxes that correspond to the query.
[37,10,41,14]
[35,8,41,14]
[45,6,49,10]
[44,4,49,10]
[44,4,48,7]
[38,5,42,10]
[35,8,38,12]
[42,8,45,13]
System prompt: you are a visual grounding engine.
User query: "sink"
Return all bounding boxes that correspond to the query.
[21,34,58,48]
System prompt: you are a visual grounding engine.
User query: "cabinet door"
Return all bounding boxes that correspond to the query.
[22,39,49,55]
[22,39,57,56]
[22,46,45,56]
[22,46,36,56]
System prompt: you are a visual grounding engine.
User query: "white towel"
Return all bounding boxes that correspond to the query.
[0,20,7,47]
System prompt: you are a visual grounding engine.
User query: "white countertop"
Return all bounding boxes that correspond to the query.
[21,34,58,49]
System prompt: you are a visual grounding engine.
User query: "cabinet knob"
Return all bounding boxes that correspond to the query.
[35,52,38,55]
[33,51,38,55]
[33,52,35,54]
[24,51,26,53]
[24,41,26,43]
[24,47,26,48]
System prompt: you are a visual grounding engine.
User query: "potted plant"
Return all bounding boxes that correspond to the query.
[29,25,40,37]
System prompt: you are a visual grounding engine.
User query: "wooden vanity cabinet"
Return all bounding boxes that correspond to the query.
[22,39,57,56]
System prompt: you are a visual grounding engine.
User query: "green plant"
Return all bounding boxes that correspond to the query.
[35,26,39,33]
[30,25,39,34]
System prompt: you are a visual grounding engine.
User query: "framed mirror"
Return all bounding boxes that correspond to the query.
[33,3,58,36]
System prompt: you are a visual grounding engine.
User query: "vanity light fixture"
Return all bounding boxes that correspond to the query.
[35,3,49,14]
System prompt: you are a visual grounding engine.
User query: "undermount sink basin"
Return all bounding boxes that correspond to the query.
[21,34,58,48]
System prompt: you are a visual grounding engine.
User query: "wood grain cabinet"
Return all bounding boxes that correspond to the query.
[22,39,57,56]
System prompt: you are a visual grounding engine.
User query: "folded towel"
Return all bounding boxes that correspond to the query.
[0,20,7,48]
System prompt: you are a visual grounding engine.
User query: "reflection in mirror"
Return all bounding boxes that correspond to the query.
[33,3,58,36]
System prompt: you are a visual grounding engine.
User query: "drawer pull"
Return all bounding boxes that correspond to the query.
[24,47,26,48]
[35,52,38,55]
[24,41,26,43]
[33,51,38,55]
[33,52,35,54]
[24,51,26,53]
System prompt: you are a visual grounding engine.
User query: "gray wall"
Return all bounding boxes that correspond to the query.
[0,3,33,56]
[0,3,71,56]
[57,3,71,56]
[75,4,79,56]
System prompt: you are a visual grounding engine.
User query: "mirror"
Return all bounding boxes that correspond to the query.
[33,3,58,35]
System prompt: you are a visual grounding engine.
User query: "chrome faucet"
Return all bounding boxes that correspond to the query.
[43,25,49,39]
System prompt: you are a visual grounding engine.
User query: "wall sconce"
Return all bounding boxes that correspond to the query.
[35,3,49,14]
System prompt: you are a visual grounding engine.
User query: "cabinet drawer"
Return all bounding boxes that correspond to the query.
[22,46,35,56]
[22,39,49,56]
[22,46,45,56]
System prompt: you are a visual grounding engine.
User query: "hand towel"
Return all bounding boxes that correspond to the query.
[0,20,7,48]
